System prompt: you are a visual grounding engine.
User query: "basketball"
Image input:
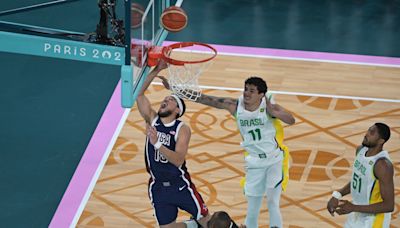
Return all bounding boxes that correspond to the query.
[131,3,145,29]
[160,6,188,32]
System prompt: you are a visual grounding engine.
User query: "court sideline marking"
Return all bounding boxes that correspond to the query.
[50,82,130,228]
[163,41,400,68]
[152,82,400,103]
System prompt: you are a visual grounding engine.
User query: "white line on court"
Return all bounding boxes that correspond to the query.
[70,108,131,228]
[172,49,400,68]
[151,82,400,103]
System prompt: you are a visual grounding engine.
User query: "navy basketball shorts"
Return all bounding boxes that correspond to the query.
[148,179,208,225]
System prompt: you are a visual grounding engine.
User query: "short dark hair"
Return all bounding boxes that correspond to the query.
[207,211,239,228]
[375,122,391,142]
[245,76,268,94]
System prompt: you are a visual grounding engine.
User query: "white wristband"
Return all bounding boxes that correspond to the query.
[332,191,342,200]
[154,141,162,150]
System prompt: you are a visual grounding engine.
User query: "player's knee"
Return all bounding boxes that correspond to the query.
[246,212,258,220]
[267,197,280,209]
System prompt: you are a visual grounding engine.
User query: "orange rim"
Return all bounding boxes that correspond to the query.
[161,42,217,66]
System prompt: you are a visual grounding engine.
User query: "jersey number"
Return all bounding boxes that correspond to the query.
[154,149,168,163]
[352,173,362,193]
[248,128,261,141]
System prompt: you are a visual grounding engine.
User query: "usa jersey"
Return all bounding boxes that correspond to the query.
[145,116,187,181]
[345,147,392,228]
[145,116,209,224]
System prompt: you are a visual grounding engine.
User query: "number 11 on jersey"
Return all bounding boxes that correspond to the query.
[248,128,261,141]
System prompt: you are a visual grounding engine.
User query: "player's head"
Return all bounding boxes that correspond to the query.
[243,77,268,105]
[362,122,391,147]
[158,95,186,119]
[245,77,268,94]
[207,211,239,228]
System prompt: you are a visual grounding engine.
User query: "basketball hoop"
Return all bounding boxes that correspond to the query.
[147,42,217,101]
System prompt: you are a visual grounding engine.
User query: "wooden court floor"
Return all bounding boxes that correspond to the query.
[77,54,400,227]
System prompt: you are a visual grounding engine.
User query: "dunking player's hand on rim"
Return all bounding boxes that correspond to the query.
[158,75,170,90]
[154,59,168,72]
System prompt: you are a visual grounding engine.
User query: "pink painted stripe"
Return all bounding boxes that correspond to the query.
[162,41,400,66]
[49,81,125,228]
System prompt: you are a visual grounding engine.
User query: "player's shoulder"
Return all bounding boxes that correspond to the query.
[178,121,191,133]
[375,156,393,168]
[374,156,394,178]
[150,115,160,125]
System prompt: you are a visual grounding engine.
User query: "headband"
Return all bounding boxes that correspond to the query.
[171,94,183,116]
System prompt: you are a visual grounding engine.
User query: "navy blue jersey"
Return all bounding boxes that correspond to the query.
[145,116,209,224]
[145,116,188,182]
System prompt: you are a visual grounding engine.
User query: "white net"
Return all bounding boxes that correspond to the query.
[165,43,216,101]
[167,63,209,101]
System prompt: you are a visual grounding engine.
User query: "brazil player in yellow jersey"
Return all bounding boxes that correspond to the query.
[327,123,394,227]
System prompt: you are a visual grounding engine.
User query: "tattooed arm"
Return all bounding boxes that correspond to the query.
[158,75,238,115]
[196,94,238,115]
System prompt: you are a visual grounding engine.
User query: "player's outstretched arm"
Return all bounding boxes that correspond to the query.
[158,75,238,115]
[196,94,238,115]
[137,61,167,123]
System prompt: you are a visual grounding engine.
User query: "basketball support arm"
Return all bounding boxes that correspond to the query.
[0,22,168,109]
[128,0,186,109]
[0,0,182,108]
[0,24,134,108]
[0,0,80,17]
[0,0,136,108]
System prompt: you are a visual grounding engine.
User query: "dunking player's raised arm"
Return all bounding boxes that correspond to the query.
[158,75,238,115]
[136,61,167,123]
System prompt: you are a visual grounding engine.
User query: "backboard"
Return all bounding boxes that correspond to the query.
[130,0,183,83]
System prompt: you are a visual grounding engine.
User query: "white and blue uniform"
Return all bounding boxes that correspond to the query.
[145,116,208,225]
[345,147,392,228]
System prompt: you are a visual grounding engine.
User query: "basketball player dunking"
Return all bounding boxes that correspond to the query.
[137,61,210,228]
